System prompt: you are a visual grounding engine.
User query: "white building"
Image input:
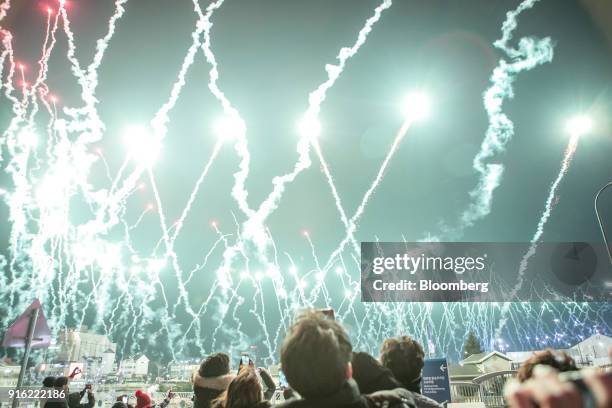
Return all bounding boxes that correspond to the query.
[0,361,20,387]
[101,349,116,375]
[168,360,199,381]
[119,355,150,378]
[566,334,612,367]
[56,328,116,362]
[506,334,612,369]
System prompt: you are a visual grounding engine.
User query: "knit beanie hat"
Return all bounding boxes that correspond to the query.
[134,390,152,408]
[199,352,230,378]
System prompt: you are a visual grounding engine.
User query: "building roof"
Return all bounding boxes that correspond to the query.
[573,334,612,349]
[448,364,481,380]
[462,351,512,365]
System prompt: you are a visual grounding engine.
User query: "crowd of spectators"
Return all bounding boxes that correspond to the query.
[37,310,612,408]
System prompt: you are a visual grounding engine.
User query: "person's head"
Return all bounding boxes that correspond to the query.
[380,336,425,391]
[42,376,56,388]
[134,390,152,408]
[53,376,69,391]
[517,350,577,383]
[223,368,263,408]
[280,310,353,399]
[200,352,231,378]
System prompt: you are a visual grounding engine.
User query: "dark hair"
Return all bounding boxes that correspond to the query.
[221,369,263,408]
[380,336,425,389]
[43,376,56,388]
[280,310,352,399]
[53,377,69,388]
[200,353,231,378]
[517,350,577,383]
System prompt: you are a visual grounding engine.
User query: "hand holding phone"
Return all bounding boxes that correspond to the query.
[69,367,82,379]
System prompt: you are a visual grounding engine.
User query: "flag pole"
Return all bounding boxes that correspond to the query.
[11,306,40,408]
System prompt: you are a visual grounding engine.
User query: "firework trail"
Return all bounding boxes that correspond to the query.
[437,0,554,240]
[245,0,393,251]
[343,0,554,357]
[495,132,581,336]
[201,0,394,358]
[1,0,610,364]
[325,118,413,271]
[200,0,252,218]
[171,139,224,244]
[0,0,136,341]
[0,0,12,90]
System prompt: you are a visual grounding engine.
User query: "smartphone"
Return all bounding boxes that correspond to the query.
[278,370,288,388]
[237,354,249,374]
[121,396,128,404]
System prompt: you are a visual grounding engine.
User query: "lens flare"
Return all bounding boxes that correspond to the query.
[566,115,593,136]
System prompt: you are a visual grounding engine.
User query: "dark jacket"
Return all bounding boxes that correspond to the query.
[352,352,402,394]
[67,390,95,408]
[192,371,235,408]
[44,401,68,408]
[257,368,276,400]
[352,353,442,408]
[274,379,415,408]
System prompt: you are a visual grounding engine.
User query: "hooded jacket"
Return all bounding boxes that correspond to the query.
[192,371,235,408]
[274,379,415,408]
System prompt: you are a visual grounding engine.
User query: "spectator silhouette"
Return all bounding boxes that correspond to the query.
[275,310,416,408]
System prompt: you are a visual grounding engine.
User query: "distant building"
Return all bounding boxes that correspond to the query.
[504,351,535,370]
[0,361,20,387]
[56,328,116,362]
[506,334,612,369]
[38,362,86,380]
[102,349,116,374]
[168,360,199,381]
[566,334,612,367]
[461,351,513,372]
[448,364,481,382]
[449,351,514,382]
[119,355,150,378]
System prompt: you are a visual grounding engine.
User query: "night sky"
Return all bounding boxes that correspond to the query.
[1,0,611,363]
